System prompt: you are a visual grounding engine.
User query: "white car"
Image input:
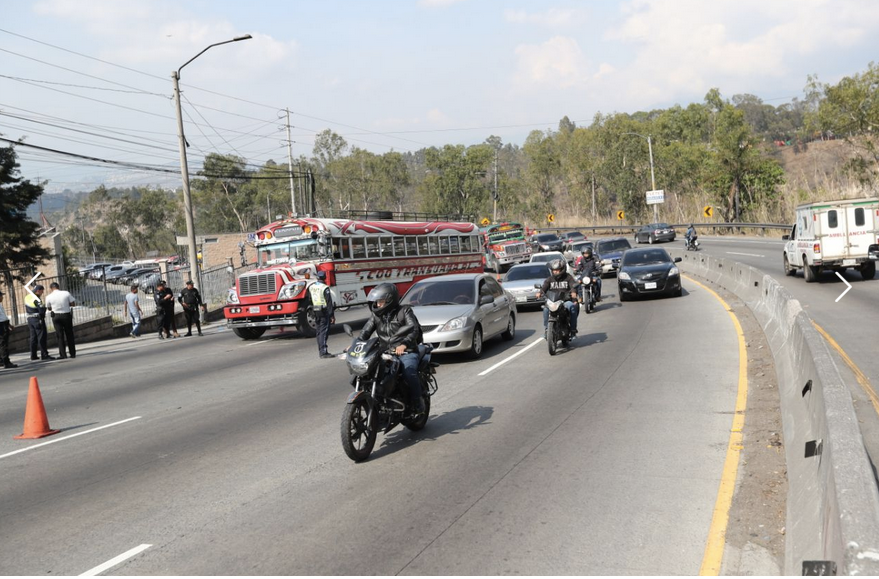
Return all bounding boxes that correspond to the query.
[529,251,574,276]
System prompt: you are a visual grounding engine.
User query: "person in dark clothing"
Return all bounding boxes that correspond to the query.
[573,247,602,302]
[358,283,426,415]
[0,290,17,368]
[309,271,335,358]
[154,280,176,340]
[177,280,205,336]
[24,285,54,360]
[537,258,580,337]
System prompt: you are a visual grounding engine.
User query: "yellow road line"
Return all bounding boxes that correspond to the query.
[683,275,749,576]
[812,321,879,415]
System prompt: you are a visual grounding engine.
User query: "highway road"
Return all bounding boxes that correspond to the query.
[0,277,775,575]
[640,234,879,467]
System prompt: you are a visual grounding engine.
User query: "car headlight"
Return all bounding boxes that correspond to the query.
[279,281,307,300]
[227,288,240,304]
[440,315,468,332]
[669,266,679,276]
[601,259,610,265]
[618,272,631,281]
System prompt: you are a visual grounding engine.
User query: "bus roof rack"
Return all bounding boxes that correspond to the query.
[319,210,476,223]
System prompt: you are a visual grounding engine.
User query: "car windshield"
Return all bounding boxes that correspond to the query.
[623,249,670,266]
[259,239,320,265]
[597,239,631,253]
[402,279,475,306]
[505,265,550,281]
[530,253,561,263]
[536,234,560,242]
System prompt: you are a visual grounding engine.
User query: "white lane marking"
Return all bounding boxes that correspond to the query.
[725,252,765,258]
[0,417,142,460]
[478,336,545,376]
[243,336,281,347]
[79,544,152,576]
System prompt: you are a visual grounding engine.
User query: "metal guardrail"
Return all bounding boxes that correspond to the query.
[319,210,477,223]
[537,222,791,237]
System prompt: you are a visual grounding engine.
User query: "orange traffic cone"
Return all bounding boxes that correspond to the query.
[14,377,60,440]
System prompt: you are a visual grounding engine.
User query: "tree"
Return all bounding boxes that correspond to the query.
[420,144,492,217]
[192,153,253,233]
[0,144,53,280]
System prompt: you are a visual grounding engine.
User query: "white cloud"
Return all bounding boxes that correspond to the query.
[504,8,590,28]
[418,0,467,8]
[514,36,591,89]
[593,63,615,80]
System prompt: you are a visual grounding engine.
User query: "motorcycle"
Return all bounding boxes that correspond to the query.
[576,273,598,314]
[340,324,438,462]
[537,286,573,356]
[685,237,700,251]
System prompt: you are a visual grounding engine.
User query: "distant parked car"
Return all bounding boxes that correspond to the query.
[134,272,161,294]
[595,237,632,276]
[635,223,676,244]
[618,247,683,300]
[120,268,159,285]
[82,262,113,278]
[529,233,564,253]
[107,267,141,284]
[500,263,551,309]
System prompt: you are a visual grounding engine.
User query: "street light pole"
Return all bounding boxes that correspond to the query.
[172,34,252,295]
[624,132,660,223]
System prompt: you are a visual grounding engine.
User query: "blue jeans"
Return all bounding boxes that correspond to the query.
[399,351,422,404]
[130,312,141,336]
[543,301,579,332]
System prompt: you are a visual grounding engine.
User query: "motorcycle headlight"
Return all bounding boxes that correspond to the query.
[227,288,240,304]
[618,272,631,281]
[440,315,468,332]
[669,266,679,276]
[279,281,307,300]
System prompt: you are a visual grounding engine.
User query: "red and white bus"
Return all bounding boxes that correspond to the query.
[224,217,484,339]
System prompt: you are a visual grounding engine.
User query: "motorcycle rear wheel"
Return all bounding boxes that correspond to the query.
[341,397,377,462]
[402,392,431,431]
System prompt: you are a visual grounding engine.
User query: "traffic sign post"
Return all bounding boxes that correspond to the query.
[646,190,665,205]
[616,210,625,221]
[703,205,713,218]
[547,213,555,224]
[480,217,491,226]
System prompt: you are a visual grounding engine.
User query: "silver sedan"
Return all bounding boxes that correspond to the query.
[500,263,551,309]
[401,273,517,359]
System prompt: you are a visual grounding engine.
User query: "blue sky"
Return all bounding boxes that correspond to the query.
[2,0,878,192]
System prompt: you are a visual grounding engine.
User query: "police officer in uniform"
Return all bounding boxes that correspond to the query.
[154,280,176,340]
[310,271,335,359]
[178,280,205,336]
[25,284,54,360]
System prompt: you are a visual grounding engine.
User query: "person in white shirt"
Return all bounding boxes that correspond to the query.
[0,289,17,368]
[45,281,77,359]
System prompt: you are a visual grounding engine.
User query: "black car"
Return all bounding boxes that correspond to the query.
[635,223,676,244]
[560,231,586,243]
[530,233,564,253]
[618,247,682,300]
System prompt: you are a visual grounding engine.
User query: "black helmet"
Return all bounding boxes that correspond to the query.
[581,247,593,258]
[366,283,399,316]
[549,258,567,280]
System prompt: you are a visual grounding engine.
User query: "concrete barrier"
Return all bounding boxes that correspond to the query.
[672,248,879,575]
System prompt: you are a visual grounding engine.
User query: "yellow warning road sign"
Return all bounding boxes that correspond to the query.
[547,213,555,223]
[703,205,713,218]
[480,217,490,226]
[616,210,625,221]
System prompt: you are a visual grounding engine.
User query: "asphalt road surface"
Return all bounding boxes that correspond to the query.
[1,281,757,575]
[657,234,879,466]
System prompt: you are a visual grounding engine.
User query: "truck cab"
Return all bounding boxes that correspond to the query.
[783,198,879,282]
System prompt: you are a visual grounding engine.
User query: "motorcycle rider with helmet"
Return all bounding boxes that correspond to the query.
[358,283,426,415]
[536,258,580,337]
[686,224,698,249]
[573,246,602,302]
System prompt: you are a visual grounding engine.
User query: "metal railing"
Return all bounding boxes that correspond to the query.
[318,210,477,223]
[537,222,791,237]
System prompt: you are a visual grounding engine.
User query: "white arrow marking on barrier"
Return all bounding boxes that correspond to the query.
[24,272,42,300]
[834,272,852,302]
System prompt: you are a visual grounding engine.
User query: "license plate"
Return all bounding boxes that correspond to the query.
[516,296,526,302]
[843,259,856,266]
[645,282,657,289]
[248,306,260,313]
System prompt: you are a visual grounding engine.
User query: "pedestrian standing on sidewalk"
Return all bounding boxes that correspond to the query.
[24,284,53,360]
[0,290,17,368]
[126,285,143,337]
[45,282,77,359]
[177,280,205,336]
[310,271,335,359]
[153,280,175,340]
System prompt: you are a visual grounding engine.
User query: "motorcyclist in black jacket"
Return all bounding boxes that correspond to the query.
[573,247,602,302]
[358,283,426,414]
[537,258,580,337]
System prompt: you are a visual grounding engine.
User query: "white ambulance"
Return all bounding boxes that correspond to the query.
[782,198,879,282]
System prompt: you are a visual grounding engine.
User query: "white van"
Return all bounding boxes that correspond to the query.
[783,198,879,282]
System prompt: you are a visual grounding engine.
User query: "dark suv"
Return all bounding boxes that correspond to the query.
[530,233,564,253]
[595,237,632,276]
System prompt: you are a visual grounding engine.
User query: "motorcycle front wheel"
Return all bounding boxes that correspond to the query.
[341,397,377,462]
[547,321,557,356]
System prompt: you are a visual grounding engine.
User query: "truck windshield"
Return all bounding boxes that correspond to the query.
[259,239,320,265]
[487,229,524,243]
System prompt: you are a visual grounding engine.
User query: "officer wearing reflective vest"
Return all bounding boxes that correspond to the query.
[25,284,54,360]
[309,271,335,359]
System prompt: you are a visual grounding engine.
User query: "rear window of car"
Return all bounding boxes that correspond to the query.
[505,265,550,281]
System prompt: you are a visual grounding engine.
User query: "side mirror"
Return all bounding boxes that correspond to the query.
[674,257,682,263]
[343,324,354,337]
[781,234,790,240]
[479,294,494,306]
[533,283,541,289]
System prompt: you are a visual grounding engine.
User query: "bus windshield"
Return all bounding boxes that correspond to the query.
[259,239,320,265]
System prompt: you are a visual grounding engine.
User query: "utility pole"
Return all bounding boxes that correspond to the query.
[493,148,498,222]
[297,163,304,216]
[285,108,296,216]
[591,173,596,221]
[647,135,658,223]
